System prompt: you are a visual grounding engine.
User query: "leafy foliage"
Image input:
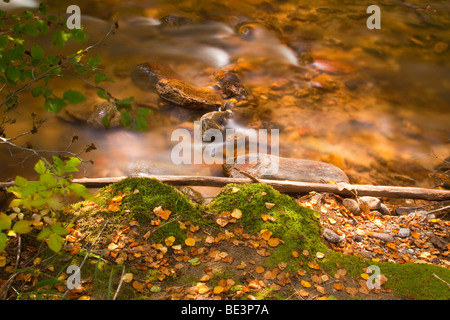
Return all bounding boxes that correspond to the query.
[0,2,148,130]
[1,157,92,253]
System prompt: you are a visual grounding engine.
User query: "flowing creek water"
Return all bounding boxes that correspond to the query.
[1,0,449,189]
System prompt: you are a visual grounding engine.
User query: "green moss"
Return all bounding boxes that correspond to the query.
[207,183,327,265]
[93,177,199,223]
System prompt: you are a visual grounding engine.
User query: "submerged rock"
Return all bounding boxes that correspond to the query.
[200,110,233,139]
[223,154,350,183]
[156,78,223,110]
[87,102,121,128]
[215,71,248,101]
[131,62,180,91]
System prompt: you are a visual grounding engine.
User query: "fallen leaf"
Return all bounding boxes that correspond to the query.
[132,281,144,293]
[361,273,370,280]
[316,286,326,294]
[345,287,359,295]
[333,283,345,291]
[216,218,229,227]
[164,236,175,247]
[214,286,225,294]
[411,231,421,239]
[316,252,325,259]
[299,289,310,297]
[260,229,273,241]
[122,273,133,283]
[265,202,275,210]
[268,238,280,247]
[301,280,312,288]
[278,262,287,270]
[236,261,247,270]
[292,251,299,258]
[255,266,265,274]
[261,214,269,221]
[308,261,320,270]
[185,238,196,247]
[231,209,242,219]
[197,283,210,294]
[232,187,240,193]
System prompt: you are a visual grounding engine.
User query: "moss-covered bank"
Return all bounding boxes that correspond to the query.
[63,178,450,300]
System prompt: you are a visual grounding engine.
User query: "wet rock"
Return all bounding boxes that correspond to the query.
[371,232,394,243]
[359,196,381,210]
[215,71,248,101]
[323,228,342,244]
[156,78,222,110]
[397,228,411,238]
[223,154,350,183]
[159,15,193,28]
[342,198,361,215]
[200,110,232,139]
[86,102,121,128]
[131,62,180,91]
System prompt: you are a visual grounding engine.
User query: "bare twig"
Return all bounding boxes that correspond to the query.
[113,265,126,300]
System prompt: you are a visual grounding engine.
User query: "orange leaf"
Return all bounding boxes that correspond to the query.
[333,283,345,291]
[411,231,421,239]
[214,286,225,294]
[268,238,280,247]
[308,261,320,270]
[255,266,265,274]
[185,238,196,247]
[261,214,269,221]
[132,281,144,293]
[301,280,311,288]
[107,203,120,212]
[260,229,272,241]
[292,251,299,258]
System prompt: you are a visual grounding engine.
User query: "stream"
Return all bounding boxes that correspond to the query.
[1,0,449,188]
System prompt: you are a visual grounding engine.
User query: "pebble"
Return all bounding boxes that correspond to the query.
[359,196,381,210]
[397,228,410,238]
[322,228,342,244]
[371,232,394,242]
[378,203,391,215]
[342,198,361,215]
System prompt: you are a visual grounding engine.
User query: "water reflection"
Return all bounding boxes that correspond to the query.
[0,0,448,188]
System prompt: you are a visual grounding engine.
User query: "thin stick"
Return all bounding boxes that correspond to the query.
[113,265,126,300]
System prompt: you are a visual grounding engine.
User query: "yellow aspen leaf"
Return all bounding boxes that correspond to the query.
[386,242,397,251]
[185,238,196,246]
[411,231,421,239]
[164,236,175,247]
[301,280,311,288]
[361,273,370,280]
[214,286,225,294]
[232,187,240,193]
[77,295,91,300]
[261,214,269,221]
[231,209,242,219]
[292,251,299,258]
[197,283,210,294]
[308,261,320,270]
[265,202,275,209]
[107,203,120,212]
[260,229,272,241]
[122,273,133,283]
[268,238,280,247]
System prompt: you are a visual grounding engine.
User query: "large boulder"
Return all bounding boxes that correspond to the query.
[223,154,350,183]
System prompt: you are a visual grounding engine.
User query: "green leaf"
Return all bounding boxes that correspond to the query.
[65,157,81,168]
[5,65,20,83]
[94,71,106,84]
[68,183,91,199]
[0,213,12,231]
[119,111,132,129]
[51,223,69,236]
[31,86,45,97]
[30,44,45,60]
[116,97,134,110]
[37,227,53,241]
[38,3,48,15]
[34,159,47,174]
[34,278,64,289]
[51,30,71,49]
[150,286,161,293]
[12,220,33,234]
[88,55,101,68]
[63,90,86,104]
[0,35,9,49]
[44,97,67,113]
[14,175,28,187]
[134,115,148,132]
[0,232,7,252]
[71,28,88,42]
[96,89,109,100]
[24,23,38,37]
[48,233,64,252]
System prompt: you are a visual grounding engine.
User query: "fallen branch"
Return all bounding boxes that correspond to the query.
[2,175,449,201]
